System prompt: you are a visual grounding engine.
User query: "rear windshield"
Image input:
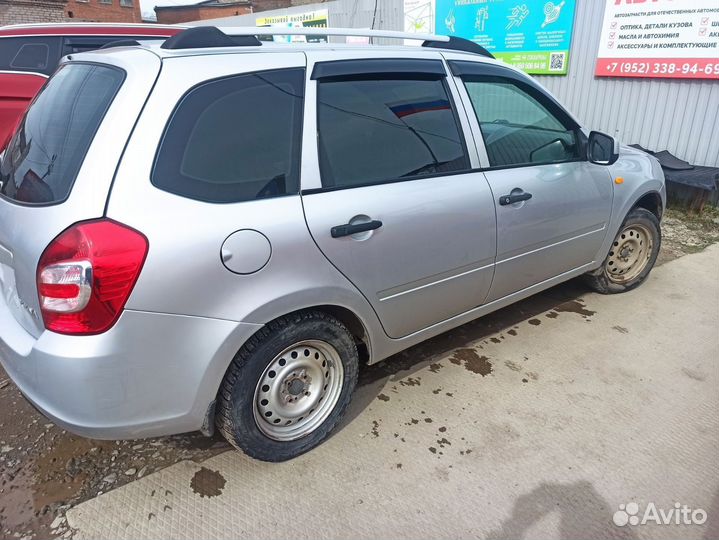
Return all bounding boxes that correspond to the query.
[0,63,124,205]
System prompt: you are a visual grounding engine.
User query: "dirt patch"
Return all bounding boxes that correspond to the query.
[0,367,229,540]
[190,467,226,498]
[658,206,719,264]
[450,349,493,377]
[505,360,522,372]
[612,325,629,334]
[681,368,706,382]
[554,299,595,319]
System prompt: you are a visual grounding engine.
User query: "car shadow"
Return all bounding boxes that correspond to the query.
[342,277,591,428]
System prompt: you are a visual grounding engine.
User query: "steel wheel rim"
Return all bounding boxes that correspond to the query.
[253,340,344,442]
[605,223,653,283]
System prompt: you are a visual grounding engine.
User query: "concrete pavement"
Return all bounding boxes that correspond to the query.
[65,244,719,540]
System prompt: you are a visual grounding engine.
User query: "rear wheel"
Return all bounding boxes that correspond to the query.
[216,311,358,462]
[585,207,661,294]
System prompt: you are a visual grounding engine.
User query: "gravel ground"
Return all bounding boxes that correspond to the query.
[1,208,717,539]
[657,206,719,264]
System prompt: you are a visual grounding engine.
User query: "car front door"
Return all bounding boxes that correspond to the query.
[449,59,613,302]
[302,53,497,339]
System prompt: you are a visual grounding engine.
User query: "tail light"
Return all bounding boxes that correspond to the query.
[37,219,149,335]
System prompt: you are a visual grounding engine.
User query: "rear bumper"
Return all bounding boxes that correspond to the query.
[0,300,262,439]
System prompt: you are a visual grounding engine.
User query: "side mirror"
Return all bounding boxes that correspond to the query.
[587,131,619,165]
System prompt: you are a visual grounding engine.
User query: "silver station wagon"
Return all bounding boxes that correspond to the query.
[0,27,665,461]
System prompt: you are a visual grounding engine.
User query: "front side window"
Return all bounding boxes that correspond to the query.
[463,79,579,168]
[317,77,468,188]
[0,63,124,204]
[152,68,305,204]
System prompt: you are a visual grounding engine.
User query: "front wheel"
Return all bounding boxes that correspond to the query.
[216,311,358,462]
[585,207,661,294]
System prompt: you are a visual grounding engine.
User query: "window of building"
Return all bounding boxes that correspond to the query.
[317,77,468,189]
[120,0,133,6]
[152,68,305,204]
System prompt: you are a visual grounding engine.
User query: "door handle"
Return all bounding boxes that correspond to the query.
[499,189,532,206]
[331,220,383,238]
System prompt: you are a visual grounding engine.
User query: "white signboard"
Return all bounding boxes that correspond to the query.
[404,0,435,43]
[596,0,719,79]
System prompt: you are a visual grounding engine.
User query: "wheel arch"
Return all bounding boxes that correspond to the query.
[632,190,664,220]
[202,302,374,437]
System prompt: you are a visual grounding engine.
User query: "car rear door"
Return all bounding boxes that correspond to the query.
[447,58,613,302]
[301,51,497,339]
[0,50,162,338]
[0,36,62,149]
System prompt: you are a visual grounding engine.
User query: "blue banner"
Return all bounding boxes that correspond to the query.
[435,0,576,75]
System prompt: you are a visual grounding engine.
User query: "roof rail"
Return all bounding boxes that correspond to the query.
[422,35,494,58]
[163,26,495,59]
[212,26,450,43]
[99,39,142,50]
[162,26,260,49]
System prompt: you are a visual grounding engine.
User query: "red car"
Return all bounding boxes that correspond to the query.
[0,23,183,149]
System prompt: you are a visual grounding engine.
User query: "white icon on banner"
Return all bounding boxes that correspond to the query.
[475,7,489,32]
[506,4,529,30]
[445,9,456,33]
[541,0,565,28]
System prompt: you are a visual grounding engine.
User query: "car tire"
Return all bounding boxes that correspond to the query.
[216,310,358,462]
[585,207,661,294]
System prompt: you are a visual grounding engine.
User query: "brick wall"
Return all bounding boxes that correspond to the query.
[66,0,142,23]
[0,0,67,26]
[253,0,292,11]
[155,3,252,25]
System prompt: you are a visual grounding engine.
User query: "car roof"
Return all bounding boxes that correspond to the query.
[76,26,501,65]
[76,40,502,65]
[0,22,184,37]
[62,26,515,79]
[162,42,497,60]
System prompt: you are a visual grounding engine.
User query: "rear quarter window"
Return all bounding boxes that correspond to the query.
[0,36,62,75]
[152,68,305,204]
[0,63,125,205]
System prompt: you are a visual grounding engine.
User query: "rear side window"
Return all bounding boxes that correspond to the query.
[0,63,124,205]
[152,68,305,204]
[317,77,468,188]
[0,37,62,75]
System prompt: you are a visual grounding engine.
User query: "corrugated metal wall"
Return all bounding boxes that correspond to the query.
[195,0,719,166]
[534,0,719,167]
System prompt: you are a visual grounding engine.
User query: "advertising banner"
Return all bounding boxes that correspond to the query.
[256,9,329,43]
[404,0,435,35]
[434,0,576,75]
[596,0,719,79]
